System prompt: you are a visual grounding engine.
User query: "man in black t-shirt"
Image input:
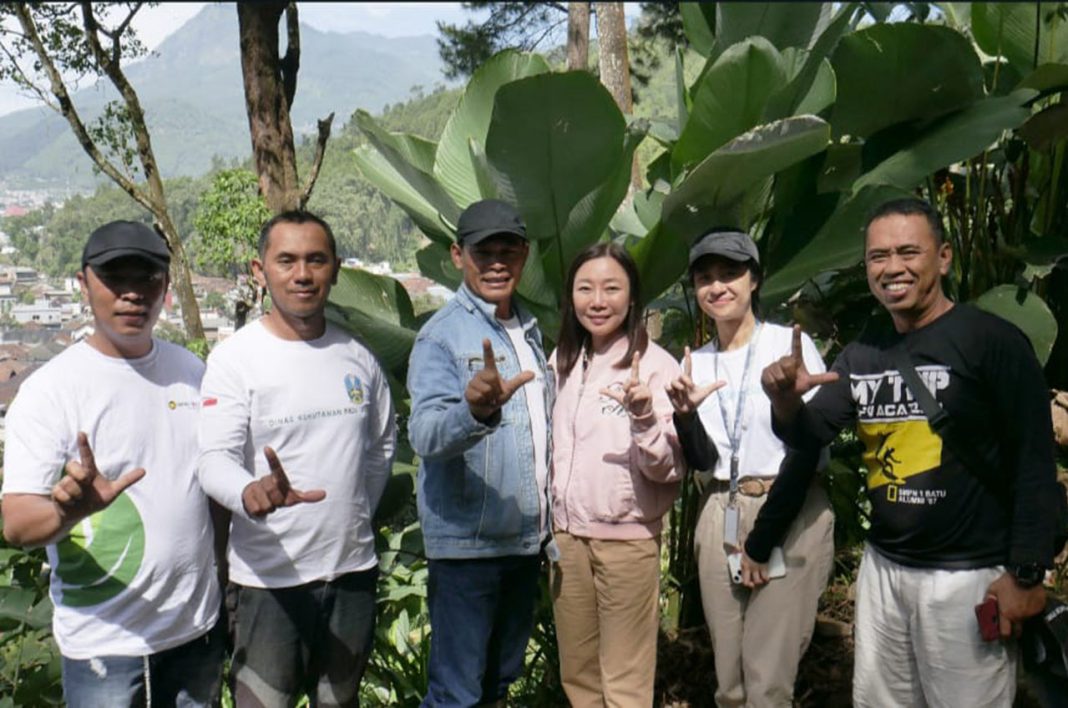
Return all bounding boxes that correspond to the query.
[761,198,1058,706]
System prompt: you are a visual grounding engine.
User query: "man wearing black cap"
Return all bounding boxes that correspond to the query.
[407,199,551,707]
[1,221,223,706]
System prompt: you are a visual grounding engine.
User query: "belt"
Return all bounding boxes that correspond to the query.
[707,476,775,498]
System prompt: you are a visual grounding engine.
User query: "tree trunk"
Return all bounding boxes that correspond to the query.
[567,3,590,71]
[237,2,301,213]
[594,2,639,189]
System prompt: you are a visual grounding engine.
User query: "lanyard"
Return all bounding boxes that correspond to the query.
[714,321,762,504]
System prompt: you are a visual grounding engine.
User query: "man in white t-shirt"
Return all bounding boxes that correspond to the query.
[1,221,223,707]
[407,199,551,707]
[197,211,395,707]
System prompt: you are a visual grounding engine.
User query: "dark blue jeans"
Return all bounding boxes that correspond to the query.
[232,567,378,708]
[422,555,541,708]
[62,620,225,708]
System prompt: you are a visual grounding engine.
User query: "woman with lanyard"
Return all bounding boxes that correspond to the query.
[550,243,684,707]
[667,228,836,707]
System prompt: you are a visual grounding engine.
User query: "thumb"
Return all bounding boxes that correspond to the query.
[599,386,626,405]
[502,370,535,397]
[108,467,146,497]
[807,371,840,386]
[290,488,327,504]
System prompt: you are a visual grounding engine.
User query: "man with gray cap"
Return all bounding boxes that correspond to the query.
[407,199,552,707]
[1,221,223,706]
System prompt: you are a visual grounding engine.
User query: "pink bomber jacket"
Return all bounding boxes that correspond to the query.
[550,335,684,540]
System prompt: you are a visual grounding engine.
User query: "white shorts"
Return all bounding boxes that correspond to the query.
[853,544,1016,708]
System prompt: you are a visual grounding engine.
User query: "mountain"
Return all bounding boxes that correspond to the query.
[0,4,449,190]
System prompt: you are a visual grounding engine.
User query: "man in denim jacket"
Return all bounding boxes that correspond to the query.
[408,199,551,707]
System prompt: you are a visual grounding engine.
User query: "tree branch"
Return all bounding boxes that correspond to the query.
[299,112,334,209]
[12,3,149,211]
[281,2,300,110]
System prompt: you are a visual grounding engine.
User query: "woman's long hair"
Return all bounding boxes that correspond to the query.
[555,242,648,378]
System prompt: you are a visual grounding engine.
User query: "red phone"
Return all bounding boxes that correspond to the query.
[975,596,1000,641]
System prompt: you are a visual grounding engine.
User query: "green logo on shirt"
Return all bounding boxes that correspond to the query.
[54,494,146,607]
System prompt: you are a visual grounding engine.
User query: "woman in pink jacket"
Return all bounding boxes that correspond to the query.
[549,243,689,707]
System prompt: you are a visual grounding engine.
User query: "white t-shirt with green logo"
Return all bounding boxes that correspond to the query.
[1,340,220,659]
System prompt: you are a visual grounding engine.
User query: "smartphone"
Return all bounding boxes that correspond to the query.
[727,552,743,584]
[975,596,999,641]
[768,547,787,579]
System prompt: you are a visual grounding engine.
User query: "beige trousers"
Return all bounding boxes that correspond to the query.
[551,532,661,708]
[694,484,834,708]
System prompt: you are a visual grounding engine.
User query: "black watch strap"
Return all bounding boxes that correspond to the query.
[1011,563,1045,589]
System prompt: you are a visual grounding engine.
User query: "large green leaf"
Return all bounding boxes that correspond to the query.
[762,184,913,304]
[974,284,1058,365]
[433,50,551,209]
[639,116,831,302]
[664,117,832,243]
[485,71,640,294]
[852,89,1036,192]
[353,146,453,247]
[763,3,855,121]
[356,111,460,227]
[673,37,787,171]
[1019,102,1068,151]
[716,2,831,54]
[972,2,1068,74]
[1017,62,1068,94]
[680,2,716,57]
[415,242,462,292]
[327,268,419,382]
[831,23,984,138]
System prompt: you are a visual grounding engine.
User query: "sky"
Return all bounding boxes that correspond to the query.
[0,2,491,117]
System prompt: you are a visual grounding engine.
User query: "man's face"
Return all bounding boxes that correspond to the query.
[450,234,529,308]
[865,213,951,325]
[78,256,168,356]
[252,221,339,323]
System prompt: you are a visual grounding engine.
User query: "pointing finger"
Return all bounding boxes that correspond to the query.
[76,432,98,481]
[791,325,803,362]
[683,346,692,378]
[264,446,291,491]
[630,352,641,385]
[482,339,498,375]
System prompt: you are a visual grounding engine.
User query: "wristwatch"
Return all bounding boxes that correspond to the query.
[1010,562,1045,589]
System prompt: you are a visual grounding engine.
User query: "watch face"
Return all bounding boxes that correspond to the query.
[1014,564,1045,587]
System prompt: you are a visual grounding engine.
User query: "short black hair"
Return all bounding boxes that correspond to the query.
[864,198,945,245]
[258,211,338,259]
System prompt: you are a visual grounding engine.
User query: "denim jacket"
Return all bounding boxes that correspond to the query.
[408,284,553,559]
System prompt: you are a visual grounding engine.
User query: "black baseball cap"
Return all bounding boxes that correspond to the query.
[82,221,171,271]
[688,229,760,267]
[456,199,528,246]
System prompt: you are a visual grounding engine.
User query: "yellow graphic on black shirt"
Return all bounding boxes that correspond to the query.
[858,420,942,490]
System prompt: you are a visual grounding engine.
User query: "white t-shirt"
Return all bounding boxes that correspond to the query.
[691,322,827,481]
[500,316,549,531]
[196,320,396,588]
[1,340,220,659]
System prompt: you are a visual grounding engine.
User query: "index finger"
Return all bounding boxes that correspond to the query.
[482,339,497,374]
[791,325,803,361]
[263,446,290,490]
[683,346,692,378]
[76,432,97,480]
[630,351,641,384]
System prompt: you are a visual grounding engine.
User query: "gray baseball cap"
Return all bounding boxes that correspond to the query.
[688,229,760,267]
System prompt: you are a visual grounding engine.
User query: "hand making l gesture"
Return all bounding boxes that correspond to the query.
[465,339,535,422]
[666,346,727,416]
[760,325,839,420]
[51,432,145,522]
[242,446,327,517]
[601,352,654,418]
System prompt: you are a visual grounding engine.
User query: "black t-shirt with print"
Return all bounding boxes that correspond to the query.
[778,304,1057,569]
